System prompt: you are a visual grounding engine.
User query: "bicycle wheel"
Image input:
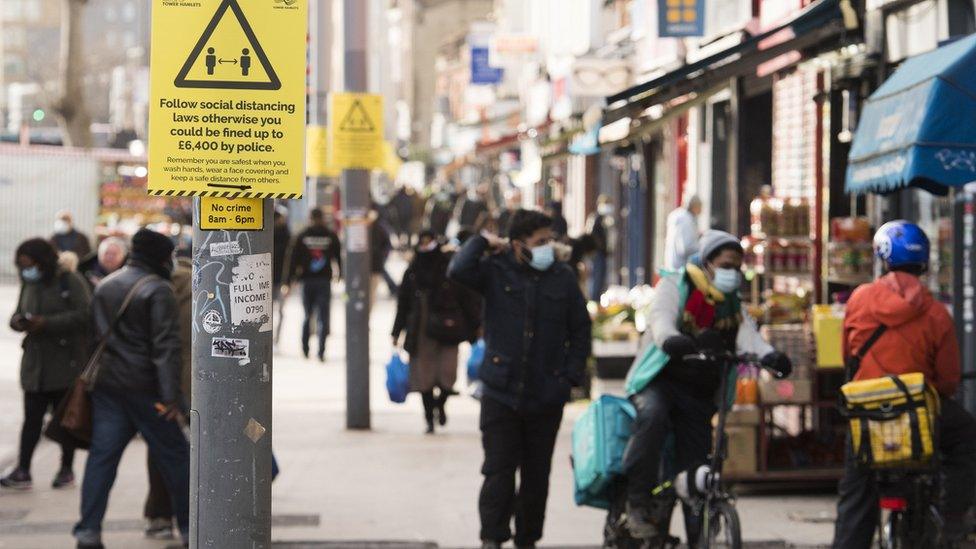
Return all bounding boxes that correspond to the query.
[880,511,905,549]
[700,500,742,549]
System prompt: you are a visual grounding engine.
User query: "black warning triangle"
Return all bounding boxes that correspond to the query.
[338,100,376,132]
[174,0,281,90]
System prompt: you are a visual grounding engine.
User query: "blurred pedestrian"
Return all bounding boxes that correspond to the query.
[51,210,92,258]
[273,207,292,343]
[664,194,703,271]
[393,231,480,434]
[586,195,614,301]
[546,200,568,241]
[453,183,490,234]
[449,210,592,548]
[370,208,399,302]
[74,229,188,549]
[287,208,342,361]
[408,186,428,246]
[568,234,599,291]
[79,237,128,290]
[424,184,455,237]
[391,186,413,248]
[494,189,522,237]
[142,255,192,540]
[2,238,90,491]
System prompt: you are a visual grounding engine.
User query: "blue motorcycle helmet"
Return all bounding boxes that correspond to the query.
[873,220,929,273]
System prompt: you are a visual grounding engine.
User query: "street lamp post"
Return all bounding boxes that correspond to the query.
[342,0,372,430]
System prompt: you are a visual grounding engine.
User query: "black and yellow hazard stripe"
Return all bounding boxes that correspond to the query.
[148,189,303,200]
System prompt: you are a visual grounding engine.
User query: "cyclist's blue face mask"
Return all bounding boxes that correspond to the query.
[712,268,741,293]
[707,250,743,293]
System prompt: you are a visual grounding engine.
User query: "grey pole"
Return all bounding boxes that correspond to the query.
[342,0,372,430]
[190,198,274,547]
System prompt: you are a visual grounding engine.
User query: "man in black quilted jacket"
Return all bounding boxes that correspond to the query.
[449,209,592,549]
[74,229,188,549]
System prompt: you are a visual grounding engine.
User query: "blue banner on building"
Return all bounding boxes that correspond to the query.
[471,46,504,85]
[658,0,705,37]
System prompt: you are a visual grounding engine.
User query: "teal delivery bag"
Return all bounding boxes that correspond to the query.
[571,394,636,509]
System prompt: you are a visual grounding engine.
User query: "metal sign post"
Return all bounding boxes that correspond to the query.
[191,199,274,547]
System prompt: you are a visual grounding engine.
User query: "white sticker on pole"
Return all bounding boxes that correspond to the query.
[212,337,249,359]
[230,253,273,332]
[210,241,243,257]
[346,220,368,253]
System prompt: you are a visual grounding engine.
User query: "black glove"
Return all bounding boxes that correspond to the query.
[662,334,699,360]
[696,329,726,353]
[762,351,793,379]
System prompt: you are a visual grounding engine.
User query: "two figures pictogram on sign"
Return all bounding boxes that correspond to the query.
[175,0,279,90]
[204,47,252,77]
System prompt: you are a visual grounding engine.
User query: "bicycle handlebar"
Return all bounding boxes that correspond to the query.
[682,351,787,378]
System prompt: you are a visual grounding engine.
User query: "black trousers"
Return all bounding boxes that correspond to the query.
[19,389,75,472]
[479,396,563,545]
[832,397,976,549]
[145,454,173,521]
[301,278,332,355]
[622,378,715,540]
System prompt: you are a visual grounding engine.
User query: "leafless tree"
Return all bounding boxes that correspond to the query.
[53,0,93,148]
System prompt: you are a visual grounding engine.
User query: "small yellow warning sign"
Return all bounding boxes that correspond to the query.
[330,93,384,170]
[148,0,307,199]
[200,196,264,231]
[306,126,340,178]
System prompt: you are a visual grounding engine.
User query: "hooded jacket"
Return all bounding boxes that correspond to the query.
[844,271,959,396]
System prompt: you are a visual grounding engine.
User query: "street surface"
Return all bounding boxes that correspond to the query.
[0,270,837,548]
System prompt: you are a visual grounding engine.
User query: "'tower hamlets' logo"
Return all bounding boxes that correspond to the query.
[274,0,298,8]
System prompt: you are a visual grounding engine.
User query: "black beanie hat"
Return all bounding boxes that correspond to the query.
[131,228,175,268]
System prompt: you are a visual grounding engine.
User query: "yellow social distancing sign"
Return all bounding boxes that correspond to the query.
[330,93,384,170]
[148,0,307,199]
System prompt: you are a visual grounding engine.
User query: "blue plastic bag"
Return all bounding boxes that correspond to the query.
[385,352,410,404]
[467,339,485,382]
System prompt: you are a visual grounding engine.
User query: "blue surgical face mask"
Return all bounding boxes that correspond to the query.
[529,244,555,271]
[712,268,741,293]
[21,266,42,282]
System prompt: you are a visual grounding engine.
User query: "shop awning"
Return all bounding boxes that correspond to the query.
[604,0,854,124]
[846,34,976,195]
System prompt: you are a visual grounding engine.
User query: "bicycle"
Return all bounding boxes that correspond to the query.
[604,351,775,549]
[875,459,946,549]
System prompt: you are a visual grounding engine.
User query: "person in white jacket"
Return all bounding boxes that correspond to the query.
[621,230,791,542]
[663,195,702,271]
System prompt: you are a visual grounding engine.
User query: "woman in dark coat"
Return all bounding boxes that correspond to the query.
[3,238,90,490]
[393,231,480,433]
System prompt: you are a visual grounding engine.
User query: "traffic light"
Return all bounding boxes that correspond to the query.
[32,109,45,122]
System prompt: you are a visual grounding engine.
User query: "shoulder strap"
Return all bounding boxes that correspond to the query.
[82,275,158,384]
[845,324,888,382]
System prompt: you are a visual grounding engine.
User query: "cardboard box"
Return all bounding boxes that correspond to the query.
[712,406,761,427]
[759,379,813,404]
[723,426,758,475]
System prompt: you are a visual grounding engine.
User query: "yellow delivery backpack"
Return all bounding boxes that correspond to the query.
[840,325,940,468]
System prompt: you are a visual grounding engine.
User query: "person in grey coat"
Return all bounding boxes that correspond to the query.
[2,238,90,491]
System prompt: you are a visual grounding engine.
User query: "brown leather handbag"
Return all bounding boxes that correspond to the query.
[45,276,155,449]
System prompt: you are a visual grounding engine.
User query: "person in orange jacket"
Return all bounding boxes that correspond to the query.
[832,220,976,548]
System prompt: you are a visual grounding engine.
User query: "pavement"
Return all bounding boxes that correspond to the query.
[0,259,839,549]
